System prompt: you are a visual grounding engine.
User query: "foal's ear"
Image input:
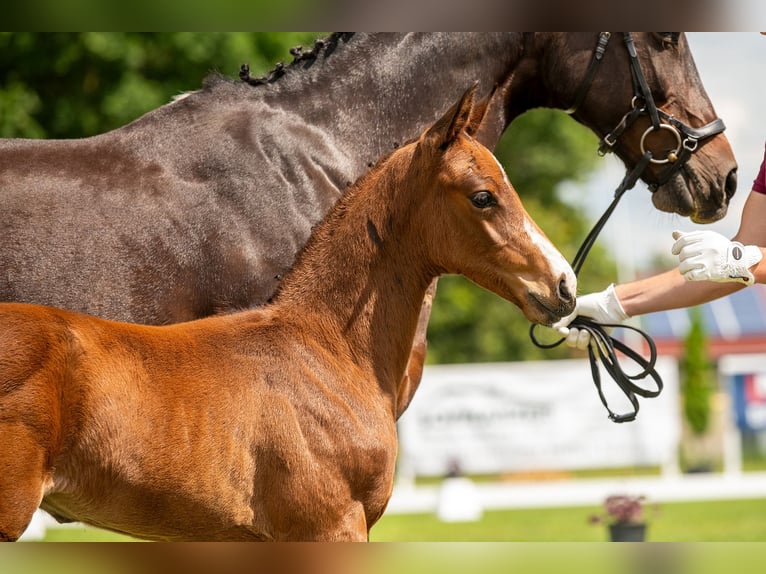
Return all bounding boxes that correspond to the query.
[424,82,479,149]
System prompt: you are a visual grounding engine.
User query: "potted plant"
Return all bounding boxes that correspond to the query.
[589,494,649,542]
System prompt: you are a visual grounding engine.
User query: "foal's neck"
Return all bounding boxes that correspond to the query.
[273,149,433,397]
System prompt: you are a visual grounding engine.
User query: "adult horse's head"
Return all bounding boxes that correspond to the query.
[550,32,737,223]
[410,85,577,326]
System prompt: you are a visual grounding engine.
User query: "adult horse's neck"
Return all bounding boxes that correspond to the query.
[272,146,431,416]
[258,33,527,156]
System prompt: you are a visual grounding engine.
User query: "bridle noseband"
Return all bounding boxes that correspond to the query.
[566,32,726,191]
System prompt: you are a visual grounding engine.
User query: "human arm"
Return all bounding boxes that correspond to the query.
[552,270,738,349]
[611,190,766,314]
[614,265,742,316]
[555,190,766,348]
[669,190,766,286]
[672,229,763,285]
[729,190,766,283]
[619,190,766,312]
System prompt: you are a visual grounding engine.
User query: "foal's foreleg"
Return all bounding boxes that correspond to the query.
[0,423,48,541]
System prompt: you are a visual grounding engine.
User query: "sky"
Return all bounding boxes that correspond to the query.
[558,32,763,282]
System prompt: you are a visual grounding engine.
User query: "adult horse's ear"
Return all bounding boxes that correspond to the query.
[424,82,479,149]
[464,84,492,139]
[468,83,506,149]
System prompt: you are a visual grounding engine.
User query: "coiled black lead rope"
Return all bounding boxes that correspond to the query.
[530,151,663,423]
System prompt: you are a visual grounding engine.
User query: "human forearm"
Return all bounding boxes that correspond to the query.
[614,267,743,316]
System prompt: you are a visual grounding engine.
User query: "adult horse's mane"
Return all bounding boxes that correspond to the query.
[236,32,354,87]
[173,33,353,101]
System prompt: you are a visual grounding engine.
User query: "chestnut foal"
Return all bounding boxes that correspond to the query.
[0,87,575,541]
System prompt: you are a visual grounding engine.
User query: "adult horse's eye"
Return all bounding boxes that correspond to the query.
[656,32,680,47]
[470,190,496,209]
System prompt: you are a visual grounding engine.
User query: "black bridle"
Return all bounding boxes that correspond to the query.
[531,33,727,423]
[566,32,726,191]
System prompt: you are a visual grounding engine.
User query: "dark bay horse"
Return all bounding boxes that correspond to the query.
[0,87,575,541]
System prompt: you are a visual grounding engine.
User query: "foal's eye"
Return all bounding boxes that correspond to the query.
[470,190,497,209]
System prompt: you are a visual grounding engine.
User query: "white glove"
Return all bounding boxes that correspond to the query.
[551,284,630,350]
[672,230,763,286]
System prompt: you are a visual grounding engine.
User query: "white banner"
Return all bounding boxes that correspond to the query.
[397,357,680,476]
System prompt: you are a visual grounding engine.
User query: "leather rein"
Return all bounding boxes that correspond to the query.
[531,32,726,423]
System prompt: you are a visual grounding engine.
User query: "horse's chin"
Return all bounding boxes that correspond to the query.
[651,172,727,224]
[651,175,694,217]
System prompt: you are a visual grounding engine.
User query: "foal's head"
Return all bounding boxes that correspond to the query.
[409,85,576,326]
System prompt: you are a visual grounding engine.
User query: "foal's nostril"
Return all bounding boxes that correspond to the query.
[558,276,574,304]
[725,168,737,201]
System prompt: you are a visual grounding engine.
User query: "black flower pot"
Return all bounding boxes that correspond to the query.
[608,523,647,542]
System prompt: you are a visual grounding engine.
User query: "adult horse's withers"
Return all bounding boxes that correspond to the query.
[0,87,575,541]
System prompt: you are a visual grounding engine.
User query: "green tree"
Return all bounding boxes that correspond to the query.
[681,307,713,435]
[0,32,320,138]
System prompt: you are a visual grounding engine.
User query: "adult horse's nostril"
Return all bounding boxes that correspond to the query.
[725,168,737,202]
[558,275,574,304]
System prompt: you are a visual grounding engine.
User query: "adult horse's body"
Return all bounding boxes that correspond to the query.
[0,88,575,541]
[0,34,735,328]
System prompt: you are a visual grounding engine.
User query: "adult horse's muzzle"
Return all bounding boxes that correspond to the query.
[604,107,735,224]
[649,141,738,224]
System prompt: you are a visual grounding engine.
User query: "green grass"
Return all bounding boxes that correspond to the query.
[411,466,661,487]
[32,498,766,542]
[371,498,766,542]
[37,525,137,542]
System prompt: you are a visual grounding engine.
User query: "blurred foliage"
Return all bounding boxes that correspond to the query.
[4,0,315,31]
[680,307,713,435]
[0,32,319,138]
[0,33,617,363]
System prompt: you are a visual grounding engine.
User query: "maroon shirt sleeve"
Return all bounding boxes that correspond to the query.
[753,143,766,194]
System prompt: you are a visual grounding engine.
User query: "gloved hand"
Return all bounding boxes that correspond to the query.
[672,230,763,286]
[552,284,630,350]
